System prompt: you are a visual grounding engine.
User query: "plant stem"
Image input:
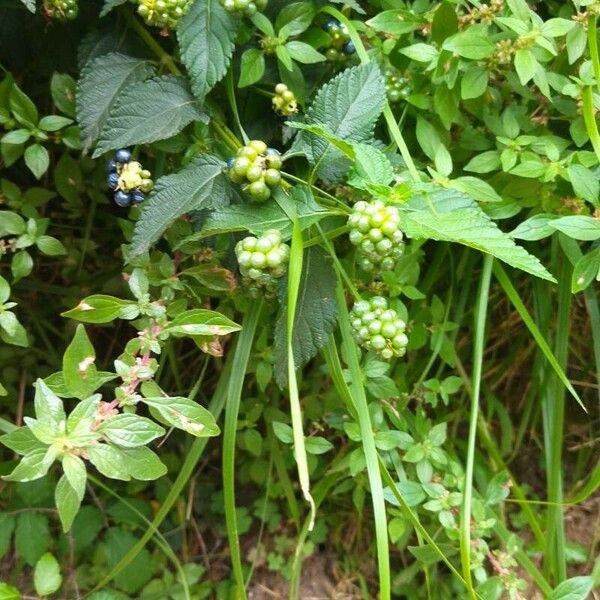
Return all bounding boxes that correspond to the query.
[460,254,493,599]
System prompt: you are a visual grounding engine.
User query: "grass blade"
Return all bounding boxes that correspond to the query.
[223,300,264,599]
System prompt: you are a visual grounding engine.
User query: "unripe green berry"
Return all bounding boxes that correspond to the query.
[348,200,405,274]
[349,296,409,360]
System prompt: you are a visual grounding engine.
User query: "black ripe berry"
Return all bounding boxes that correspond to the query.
[107,172,119,190]
[115,148,132,164]
[114,190,132,207]
[131,189,145,204]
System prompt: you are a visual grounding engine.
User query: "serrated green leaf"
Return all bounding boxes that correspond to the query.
[129,154,230,258]
[15,512,50,566]
[0,583,20,600]
[274,246,337,387]
[403,188,556,281]
[20,0,35,12]
[183,182,327,244]
[34,553,62,596]
[178,0,237,103]
[77,53,154,152]
[94,76,206,157]
[142,396,220,437]
[290,63,386,181]
[99,0,128,16]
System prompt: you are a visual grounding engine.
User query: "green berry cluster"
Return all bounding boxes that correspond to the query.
[348,200,404,272]
[43,0,78,21]
[272,83,298,117]
[227,140,282,203]
[137,0,193,30]
[221,0,267,17]
[385,69,412,103]
[235,229,290,296]
[350,297,408,360]
[319,19,356,63]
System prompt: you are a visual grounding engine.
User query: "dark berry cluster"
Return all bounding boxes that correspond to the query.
[43,0,78,20]
[348,200,404,272]
[221,0,267,17]
[350,297,408,360]
[235,229,290,296]
[227,141,282,203]
[272,83,298,117]
[320,19,356,63]
[106,148,153,208]
[385,69,412,103]
[137,0,193,30]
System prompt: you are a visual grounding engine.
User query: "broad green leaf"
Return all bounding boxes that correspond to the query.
[129,154,230,257]
[88,444,131,480]
[3,448,54,482]
[572,247,600,293]
[20,0,35,11]
[104,528,153,594]
[403,189,556,281]
[36,235,66,256]
[164,309,240,337]
[510,214,557,240]
[10,84,38,128]
[568,163,599,205]
[443,26,495,59]
[0,427,46,456]
[141,396,220,437]
[61,294,140,323]
[50,73,77,117]
[400,43,439,62]
[0,211,26,236]
[367,9,421,35]
[63,325,99,400]
[285,41,325,64]
[34,378,65,425]
[55,474,81,532]
[34,553,62,597]
[514,48,538,85]
[62,453,87,500]
[351,144,394,187]
[277,2,316,37]
[177,0,237,102]
[15,512,50,566]
[238,48,265,87]
[549,576,594,600]
[274,246,337,387]
[38,115,73,132]
[94,76,206,157]
[550,216,600,240]
[290,63,386,181]
[304,436,334,454]
[77,53,154,151]
[119,446,167,480]
[24,144,49,180]
[97,414,165,447]
[189,183,328,242]
[541,18,575,37]
[461,66,488,99]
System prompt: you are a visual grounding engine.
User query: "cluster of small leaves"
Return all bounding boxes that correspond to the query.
[0,75,78,179]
